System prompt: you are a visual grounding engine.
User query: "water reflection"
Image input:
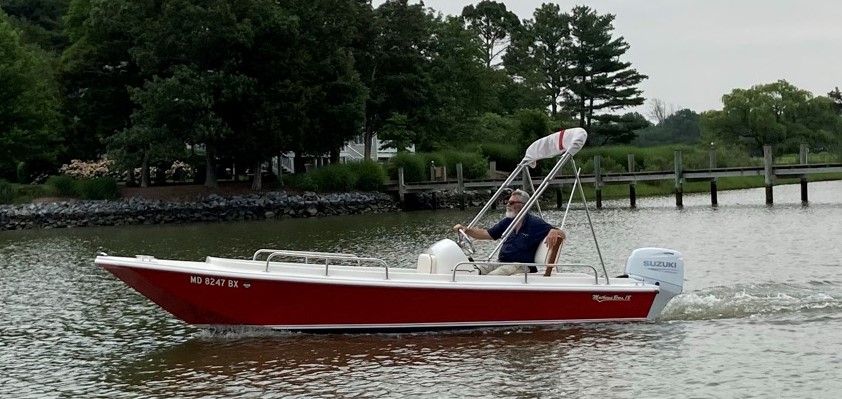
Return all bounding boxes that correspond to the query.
[110,324,684,398]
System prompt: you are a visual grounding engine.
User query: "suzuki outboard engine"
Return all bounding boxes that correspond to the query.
[625,248,684,319]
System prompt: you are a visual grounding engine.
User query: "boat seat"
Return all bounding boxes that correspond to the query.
[417,253,435,273]
[534,232,563,276]
[417,239,470,274]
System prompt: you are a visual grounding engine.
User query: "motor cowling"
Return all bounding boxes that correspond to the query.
[625,248,684,319]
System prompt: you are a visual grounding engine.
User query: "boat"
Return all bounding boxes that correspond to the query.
[95,127,684,332]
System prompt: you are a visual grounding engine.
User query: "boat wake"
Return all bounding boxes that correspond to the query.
[661,281,842,322]
[194,325,304,339]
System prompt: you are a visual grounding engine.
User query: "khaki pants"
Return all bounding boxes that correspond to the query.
[477,264,530,276]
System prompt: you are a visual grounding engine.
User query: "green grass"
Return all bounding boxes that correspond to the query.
[7,183,52,204]
[775,152,840,164]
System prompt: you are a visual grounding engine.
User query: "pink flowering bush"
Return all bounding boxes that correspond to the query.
[59,159,115,179]
[166,160,194,182]
[59,159,195,183]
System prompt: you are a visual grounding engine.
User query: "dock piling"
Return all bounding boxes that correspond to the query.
[594,155,603,209]
[456,163,465,210]
[800,144,809,204]
[674,151,683,208]
[709,146,718,206]
[764,145,774,205]
[628,154,636,208]
[397,167,406,209]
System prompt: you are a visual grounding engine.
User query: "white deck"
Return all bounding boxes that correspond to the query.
[96,254,659,293]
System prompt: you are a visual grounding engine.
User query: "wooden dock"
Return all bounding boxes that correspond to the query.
[388,145,842,208]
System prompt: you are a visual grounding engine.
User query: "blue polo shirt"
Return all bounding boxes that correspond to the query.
[486,213,554,272]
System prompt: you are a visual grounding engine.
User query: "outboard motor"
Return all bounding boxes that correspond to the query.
[625,248,684,319]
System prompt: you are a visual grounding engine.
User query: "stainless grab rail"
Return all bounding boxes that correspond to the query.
[452,261,598,283]
[465,162,528,229]
[487,153,573,262]
[262,250,390,279]
[252,248,359,261]
[570,159,609,285]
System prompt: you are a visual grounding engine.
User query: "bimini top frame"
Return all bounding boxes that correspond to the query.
[456,127,611,284]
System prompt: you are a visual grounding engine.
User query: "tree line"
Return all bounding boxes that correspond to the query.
[1,0,840,190]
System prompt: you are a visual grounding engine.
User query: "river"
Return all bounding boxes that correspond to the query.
[2,181,841,398]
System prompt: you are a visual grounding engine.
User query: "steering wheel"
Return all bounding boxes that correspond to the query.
[455,228,476,255]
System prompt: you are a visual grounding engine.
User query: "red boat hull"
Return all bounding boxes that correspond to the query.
[102,264,659,331]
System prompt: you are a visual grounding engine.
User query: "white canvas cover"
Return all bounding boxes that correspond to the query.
[521,127,588,167]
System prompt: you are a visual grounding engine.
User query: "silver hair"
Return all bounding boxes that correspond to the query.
[511,189,530,203]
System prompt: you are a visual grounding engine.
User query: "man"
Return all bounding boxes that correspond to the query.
[452,189,565,275]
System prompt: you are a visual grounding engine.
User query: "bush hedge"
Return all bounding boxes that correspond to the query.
[348,160,387,191]
[45,175,78,197]
[283,160,387,192]
[0,179,13,204]
[77,177,120,200]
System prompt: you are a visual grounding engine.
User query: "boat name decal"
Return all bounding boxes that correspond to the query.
[592,294,631,303]
[190,275,241,288]
[643,260,677,268]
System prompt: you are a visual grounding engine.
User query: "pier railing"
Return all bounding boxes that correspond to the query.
[388,145,842,208]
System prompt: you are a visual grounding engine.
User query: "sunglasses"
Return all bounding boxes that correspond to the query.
[506,201,523,206]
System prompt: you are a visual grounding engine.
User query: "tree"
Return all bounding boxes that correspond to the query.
[702,80,840,154]
[460,0,520,69]
[356,0,435,157]
[634,108,699,147]
[662,109,701,143]
[590,112,651,145]
[127,0,316,188]
[378,113,414,152]
[60,0,149,163]
[112,67,242,187]
[0,12,61,180]
[562,6,647,145]
[0,0,69,52]
[829,87,842,115]
[504,4,646,145]
[281,0,367,174]
[647,98,676,125]
[423,14,498,147]
[504,3,569,117]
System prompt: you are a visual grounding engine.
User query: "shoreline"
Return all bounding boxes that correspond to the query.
[0,191,396,230]
[0,190,497,231]
[3,178,838,231]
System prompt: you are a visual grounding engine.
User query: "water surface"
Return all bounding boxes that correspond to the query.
[2,181,841,398]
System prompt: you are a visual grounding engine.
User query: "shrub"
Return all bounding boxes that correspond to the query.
[440,150,489,179]
[475,112,518,143]
[77,177,119,200]
[420,153,447,177]
[642,156,671,172]
[283,174,318,192]
[347,160,386,191]
[166,160,195,182]
[16,162,29,183]
[45,175,78,197]
[477,142,521,172]
[59,159,114,179]
[309,164,357,192]
[0,179,13,204]
[15,184,52,202]
[388,152,426,182]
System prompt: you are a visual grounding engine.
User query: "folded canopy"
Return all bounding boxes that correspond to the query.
[521,127,588,167]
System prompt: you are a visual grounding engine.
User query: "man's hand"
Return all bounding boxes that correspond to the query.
[546,229,566,247]
[453,225,491,240]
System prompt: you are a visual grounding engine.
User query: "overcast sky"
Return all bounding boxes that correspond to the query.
[377,0,842,115]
